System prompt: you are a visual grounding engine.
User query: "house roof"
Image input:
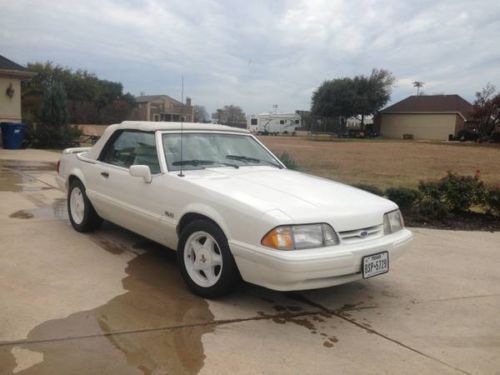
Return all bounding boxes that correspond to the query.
[135,94,185,106]
[0,55,28,71]
[0,55,35,79]
[381,95,473,120]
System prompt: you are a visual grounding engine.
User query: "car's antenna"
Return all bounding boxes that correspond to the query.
[178,75,185,177]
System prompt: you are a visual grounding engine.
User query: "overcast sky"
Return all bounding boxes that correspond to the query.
[1,0,500,114]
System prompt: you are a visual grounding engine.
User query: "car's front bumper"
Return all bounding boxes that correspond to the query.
[229,228,413,291]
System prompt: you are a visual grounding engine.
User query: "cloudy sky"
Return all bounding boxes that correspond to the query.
[1,0,500,114]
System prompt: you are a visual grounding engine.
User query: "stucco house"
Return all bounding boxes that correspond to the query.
[128,95,194,122]
[0,55,34,123]
[377,95,473,140]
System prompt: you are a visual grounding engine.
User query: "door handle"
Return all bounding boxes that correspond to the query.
[101,172,109,178]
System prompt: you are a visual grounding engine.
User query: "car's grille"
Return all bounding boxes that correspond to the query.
[338,224,384,244]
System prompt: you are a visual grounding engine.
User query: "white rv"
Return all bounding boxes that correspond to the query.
[247,113,301,135]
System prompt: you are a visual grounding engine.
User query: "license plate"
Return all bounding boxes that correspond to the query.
[362,251,389,279]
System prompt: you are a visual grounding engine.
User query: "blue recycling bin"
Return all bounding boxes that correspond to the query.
[1,122,26,149]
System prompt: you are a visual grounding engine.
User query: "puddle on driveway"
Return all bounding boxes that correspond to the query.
[0,243,215,374]
[9,199,67,220]
[0,160,56,192]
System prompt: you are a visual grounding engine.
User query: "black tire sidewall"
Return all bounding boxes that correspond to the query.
[177,219,239,298]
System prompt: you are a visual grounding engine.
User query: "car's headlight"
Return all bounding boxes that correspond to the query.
[384,210,404,234]
[261,224,339,250]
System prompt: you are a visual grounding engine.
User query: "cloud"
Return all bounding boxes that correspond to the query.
[1,0,499,114]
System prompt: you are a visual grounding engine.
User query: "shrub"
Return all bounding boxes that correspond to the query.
[28,80,81,148]
[438,172,485,212]
[385,187,420,212]
[490,132,500,143]
[456,129,479,142]
[277,152,300,170]
[30,123,81,148]
[417,197,451,220]
[485,186,500,216]
[416,180,449,220]
[415,172,487,220]
[352,184,384,196]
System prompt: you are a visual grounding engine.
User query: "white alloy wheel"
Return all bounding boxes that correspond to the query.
[69,186,85,225]
[184,231,223,287]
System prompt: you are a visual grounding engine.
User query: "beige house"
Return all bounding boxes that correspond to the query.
[0,55,34,123]
[129,95,194,122]
[377,95,473,141]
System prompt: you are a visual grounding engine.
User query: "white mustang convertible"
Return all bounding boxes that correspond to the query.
[57,121,412,297]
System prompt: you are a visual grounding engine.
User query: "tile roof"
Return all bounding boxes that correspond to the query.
[381,95,473,119]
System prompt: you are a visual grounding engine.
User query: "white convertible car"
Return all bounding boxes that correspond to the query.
[57,121,412,297]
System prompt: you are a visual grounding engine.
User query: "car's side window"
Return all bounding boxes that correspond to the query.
[100,131,161,174]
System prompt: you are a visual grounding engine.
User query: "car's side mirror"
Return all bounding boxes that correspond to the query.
[129,165,152,183]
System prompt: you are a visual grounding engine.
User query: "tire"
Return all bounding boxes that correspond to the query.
[178,219,240,298]
[68,179,103,232]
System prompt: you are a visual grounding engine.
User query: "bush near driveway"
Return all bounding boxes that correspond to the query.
[485,186,500,215]
[425,172,486,213]
[352,173,499,228]
[385,187,421,211]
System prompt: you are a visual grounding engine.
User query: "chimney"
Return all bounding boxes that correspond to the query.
[186,97,192,106]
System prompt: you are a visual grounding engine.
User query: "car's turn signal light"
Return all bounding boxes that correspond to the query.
[261,226,294,250]
[261,224,339,250]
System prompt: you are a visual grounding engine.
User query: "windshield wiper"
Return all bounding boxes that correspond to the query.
[226,155,283,169]
[226,155,260,163]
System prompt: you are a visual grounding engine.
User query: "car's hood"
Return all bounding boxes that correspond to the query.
[182,167,397,231]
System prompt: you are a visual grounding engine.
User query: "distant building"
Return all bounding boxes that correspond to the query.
[247,112,301,134]
[129,95,194,122]
[0,55,34,123]
[377,95,473,140]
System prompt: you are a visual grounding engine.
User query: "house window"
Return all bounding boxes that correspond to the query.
[280,120,285,124]
[295,119,300,124]
[251,118,258,125]
[153,114,160,122]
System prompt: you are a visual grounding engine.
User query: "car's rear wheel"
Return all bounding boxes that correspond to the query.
[68,179,102,232]
[178,220,239,298]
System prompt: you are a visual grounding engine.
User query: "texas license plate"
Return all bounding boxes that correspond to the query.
[362,251,389,279]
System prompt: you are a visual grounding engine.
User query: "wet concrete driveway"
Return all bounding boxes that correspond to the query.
[1,149,499,374]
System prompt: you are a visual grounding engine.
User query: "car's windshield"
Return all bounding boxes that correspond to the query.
[162,133,282,171]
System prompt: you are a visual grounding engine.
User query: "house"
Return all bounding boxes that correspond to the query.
[128,95,194,122]
[0,55,34,123]
[377,95,473,140]
[247,112,301,134]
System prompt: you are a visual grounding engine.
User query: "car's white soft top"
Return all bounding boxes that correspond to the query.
[85,121,249,160]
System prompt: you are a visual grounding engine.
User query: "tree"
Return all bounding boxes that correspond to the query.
[413,81,424,95]
[31,80,81,148]
[311,69,395,130]
[212,105,246,128]
[193,105,209,123]
[22,62,136,125]
[470,83,500,138]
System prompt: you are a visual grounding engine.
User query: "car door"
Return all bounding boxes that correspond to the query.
[88,130,168,242]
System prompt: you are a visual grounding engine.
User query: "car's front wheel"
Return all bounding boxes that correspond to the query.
[178,220,240,298]
[68,179,102,232]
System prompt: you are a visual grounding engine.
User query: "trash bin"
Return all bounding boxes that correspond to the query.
[1,122,26,149]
